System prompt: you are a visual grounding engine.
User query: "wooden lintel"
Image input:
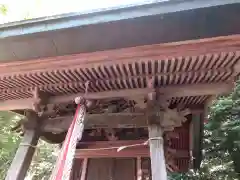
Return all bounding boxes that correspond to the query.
[50,82,233,104]
[75,140,189,159]
[0,82,232,111]
[42,110,202,133]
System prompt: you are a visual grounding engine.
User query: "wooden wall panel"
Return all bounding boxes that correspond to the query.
[86,158,113,180]
[80,158,136,180]
[142,158,151,180]
[71,159,83,180]
[113,158,136,180]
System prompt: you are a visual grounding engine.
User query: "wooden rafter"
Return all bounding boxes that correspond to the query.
[0,35,239,76]
[0,66,233,94]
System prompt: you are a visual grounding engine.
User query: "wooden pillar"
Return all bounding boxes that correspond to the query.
[148,124,167,180]
[137,157,142,180]
[5,129,39,180]
[192,112,203,170]
[80,158,88,180]
[147,82,168,180]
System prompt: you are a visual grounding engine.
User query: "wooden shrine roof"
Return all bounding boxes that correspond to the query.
[0,0,239,62]
[0,35,239,113]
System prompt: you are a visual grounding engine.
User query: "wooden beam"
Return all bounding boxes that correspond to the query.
[48,82,234,104]
[0,98,34,111]
[148,125,167,180]
[1,35,239,76]
[76,146,149,158]
[42,113,147,132]
[137,157,143,180]
[80,158,88,180]
[146,77,168,180]
[0,82,232,111]
[5,129,39,180]
[0,66,231,96]
[76,140,149,158]
[42,110,202,133]
[75,140,189,158]
[192,112,204,170]
[233,57,240,78]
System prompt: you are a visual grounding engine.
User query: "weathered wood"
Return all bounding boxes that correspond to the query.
[189,119,194,168]
[76,140,149,158]
[148,125,167,180]
[80,158,88,180]
[41,110,202,133]
[86,158,136,180]
[40,82,235,104]
[146,76,167,180]
[5,129,39,180]
[76,140,189,159]
[0,35,239,76]
[192,112,203,170]
[0,82,231,111]
[43,113,146,132]
[137,157,143,180]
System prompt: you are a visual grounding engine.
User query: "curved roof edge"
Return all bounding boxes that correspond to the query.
[0,0,239,38]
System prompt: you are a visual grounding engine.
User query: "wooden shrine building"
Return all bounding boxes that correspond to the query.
[1,0,240,179]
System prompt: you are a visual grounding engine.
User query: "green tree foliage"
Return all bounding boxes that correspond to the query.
[1,81,240,179]
[26,141,58,180]
[0,111,21,179]
[169,81,240,179]
[204,81,240,179]
[0,4,7,15]
[0,111,57,179]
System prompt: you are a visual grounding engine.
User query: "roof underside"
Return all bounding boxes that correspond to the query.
[0,2,239,170]
[0,0,239,115]
[0,0,239,62]
[0,35,239,113]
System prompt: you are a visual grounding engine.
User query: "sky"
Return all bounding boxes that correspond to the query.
[0,0,161,24]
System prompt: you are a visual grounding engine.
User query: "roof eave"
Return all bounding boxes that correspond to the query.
[0,0,239,39]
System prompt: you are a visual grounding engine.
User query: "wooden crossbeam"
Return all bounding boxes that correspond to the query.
[75,140,189,158]
[42,113,147,132]
[50,82,232,104]
[0,82,233,111]
[42,110,202,133]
